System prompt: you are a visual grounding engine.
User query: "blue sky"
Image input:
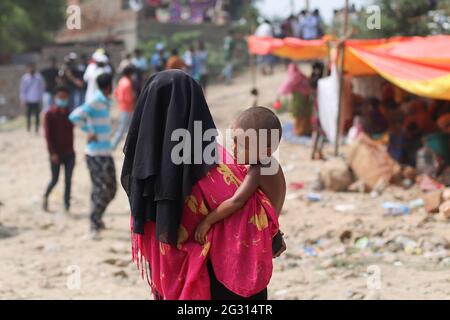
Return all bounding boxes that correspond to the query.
[256,0,371,23]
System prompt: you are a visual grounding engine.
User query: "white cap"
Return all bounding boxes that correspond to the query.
[68,52,78,60]
[92,52,109,63]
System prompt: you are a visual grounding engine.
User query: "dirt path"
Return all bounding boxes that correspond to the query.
[1,67,449,299]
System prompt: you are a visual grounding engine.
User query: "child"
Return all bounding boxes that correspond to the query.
[195,106,286,252]
[43,86,75,212]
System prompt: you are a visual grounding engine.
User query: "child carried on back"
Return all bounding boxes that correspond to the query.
[195,106,286,255]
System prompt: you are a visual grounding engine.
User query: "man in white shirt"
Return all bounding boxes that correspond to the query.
[255,19,273,37]
[83,51,112,103]
[255,19,275,75]
[20,63,45,133]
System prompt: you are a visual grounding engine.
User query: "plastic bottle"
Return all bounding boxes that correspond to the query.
[383,202,410,216]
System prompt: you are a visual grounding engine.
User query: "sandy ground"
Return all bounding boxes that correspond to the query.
[1,67,450,300]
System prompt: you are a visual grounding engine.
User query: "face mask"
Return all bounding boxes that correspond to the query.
[55,98,69,108]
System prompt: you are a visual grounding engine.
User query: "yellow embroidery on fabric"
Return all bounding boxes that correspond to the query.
[217,164,241,187]
[186,195,198,213]
[177,225,189,249]
[249,207,269,231]
[201,242,211,257]
[186,195,208,215]
[261,196,272,208]
[198,201,208,215]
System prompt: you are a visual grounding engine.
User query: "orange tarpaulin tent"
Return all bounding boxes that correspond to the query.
[247,35,450,100]
[247,36,329,61]
[345,36,450,100]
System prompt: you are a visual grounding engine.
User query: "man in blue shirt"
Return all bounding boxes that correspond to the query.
[70,73,117,237]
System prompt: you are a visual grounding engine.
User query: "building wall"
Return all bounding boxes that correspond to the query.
[0,65,26,118]
[57,0,138,51]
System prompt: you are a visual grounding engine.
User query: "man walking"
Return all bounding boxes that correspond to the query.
[20,63,45,133]
[69,74,117,237]
[43,86,75,212]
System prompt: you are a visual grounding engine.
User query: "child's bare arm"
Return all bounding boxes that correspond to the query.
[195,166,260,243]
[206,166,260,225]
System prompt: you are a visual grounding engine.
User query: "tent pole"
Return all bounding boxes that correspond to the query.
[251,54,258,107]
[334,0,349,157]
[334,43,346,156]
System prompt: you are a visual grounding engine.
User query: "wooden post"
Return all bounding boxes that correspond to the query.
[334,0,349,157]
[250,54,258,107]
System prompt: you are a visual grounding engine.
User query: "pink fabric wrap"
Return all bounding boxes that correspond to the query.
[131,146,279,300]
[278,63,312,96]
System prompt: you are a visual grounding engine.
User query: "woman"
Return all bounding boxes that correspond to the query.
[121,70,285,300]
[278,63,312,136]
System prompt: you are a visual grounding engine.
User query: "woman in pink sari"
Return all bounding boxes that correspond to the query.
[278,63,313,136]
[121,70,285,300]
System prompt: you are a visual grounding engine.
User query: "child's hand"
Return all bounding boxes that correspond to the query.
[195,220,212,245]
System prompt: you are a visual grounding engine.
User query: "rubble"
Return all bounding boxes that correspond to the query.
[347,134,401,190]
[423,190,443,213]
[439,200,450,219]
[319,158,354,192]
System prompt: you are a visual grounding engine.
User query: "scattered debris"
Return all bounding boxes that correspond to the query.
[347,134,401,191]
[113,270,128,279]
[439,201,450,219]
[354,236,369,250]
[383,202,410,216]
[423,190,443,213]
[304,193,322,202]
[334,204,356,213]
[288,182,304,190]
[320,158,354,192]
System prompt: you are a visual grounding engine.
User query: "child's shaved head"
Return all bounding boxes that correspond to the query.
[233,106,282,147]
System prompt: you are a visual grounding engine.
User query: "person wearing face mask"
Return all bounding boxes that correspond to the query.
[43,86,76,213]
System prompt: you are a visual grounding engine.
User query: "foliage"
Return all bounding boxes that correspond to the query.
[353,0,450,38]
[138,29,249,80]
[0,0,66,54]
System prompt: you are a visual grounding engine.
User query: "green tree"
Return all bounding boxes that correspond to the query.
[354,0,449,38]
[0,0,66,54]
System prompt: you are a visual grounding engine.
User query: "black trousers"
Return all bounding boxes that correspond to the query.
[207,261,268,300]
[44,153,75,209]
[86,155,117,230]
[26,103,40,133]
[153,261,268,300]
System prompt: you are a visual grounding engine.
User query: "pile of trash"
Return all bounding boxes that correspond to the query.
[309,135,450,221]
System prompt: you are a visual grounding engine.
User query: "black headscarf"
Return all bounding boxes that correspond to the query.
[121,70,218,244]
